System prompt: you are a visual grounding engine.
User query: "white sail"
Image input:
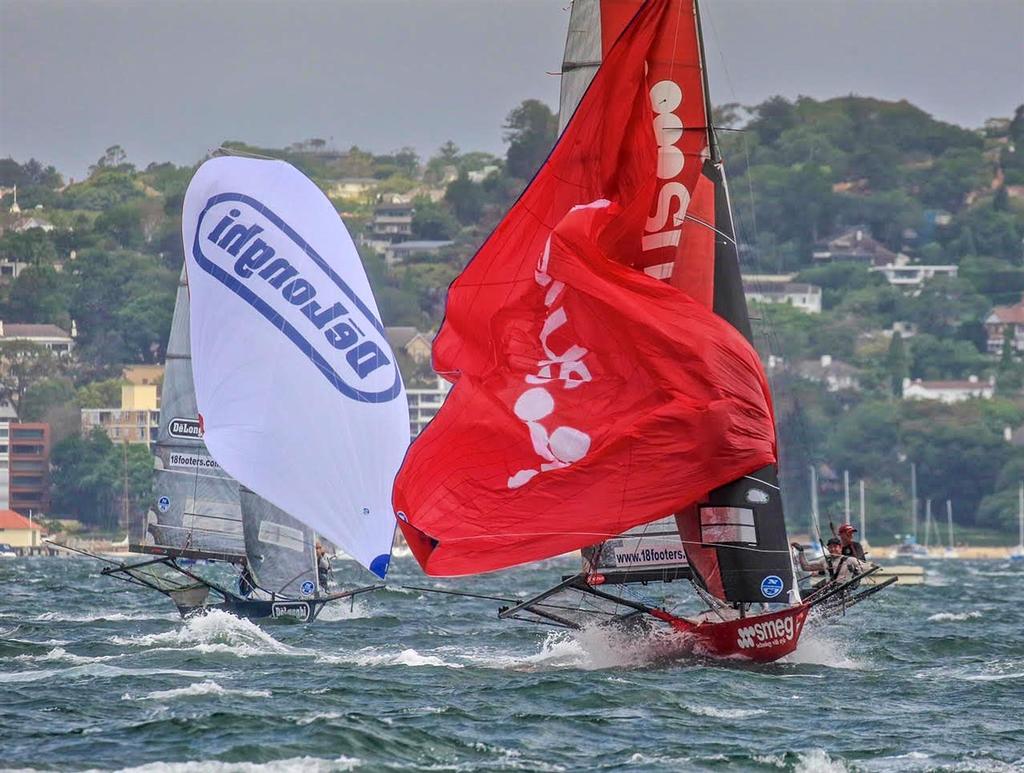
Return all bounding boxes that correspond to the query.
[133,265,245,560]
[182,157,409,579]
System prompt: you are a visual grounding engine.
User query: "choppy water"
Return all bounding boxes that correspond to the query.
[1,555,1023,772]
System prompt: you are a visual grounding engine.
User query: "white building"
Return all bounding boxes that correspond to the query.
[0,322,75,355]
[796,355,861,392]
[902,375,995,404]
[870,262,958,289]
[406,375,452,438]
[744,274,822,314]
[0,404,17,511]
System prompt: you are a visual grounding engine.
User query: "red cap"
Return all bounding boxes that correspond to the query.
[838,523,857,534]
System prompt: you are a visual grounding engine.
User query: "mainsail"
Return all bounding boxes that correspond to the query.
[131,266,245,561]
[183,157,410,580]
[240,487,318,599]
[393,0,782,582]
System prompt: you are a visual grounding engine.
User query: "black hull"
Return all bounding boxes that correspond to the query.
[178,597,327,623]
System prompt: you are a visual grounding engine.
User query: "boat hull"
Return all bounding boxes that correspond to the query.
[653,604,810,662]
[179,598,321,623]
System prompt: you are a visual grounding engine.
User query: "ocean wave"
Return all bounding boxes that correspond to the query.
[110,610,300,658]
[14,646,122,665]
[517,625,695,671]
[83,756,361,773]
[315,600,372,621]
[927,610,983,622]
[793,749,849,773]
[124,680,271,701]
[33,610,179,623]
[784,629,863,669]
[0,664,208,684]
[685,704,767,719]
[322,647,464,669]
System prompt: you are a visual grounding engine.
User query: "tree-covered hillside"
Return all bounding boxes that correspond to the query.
[2,95,1023,538]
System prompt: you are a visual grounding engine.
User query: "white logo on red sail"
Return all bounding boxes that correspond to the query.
[642,79,692,254]
[507,206,603,490]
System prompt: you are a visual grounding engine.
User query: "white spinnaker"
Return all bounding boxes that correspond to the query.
[182,157,409,579]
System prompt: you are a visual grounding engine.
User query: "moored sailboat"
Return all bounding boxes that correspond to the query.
[392,0,889,662]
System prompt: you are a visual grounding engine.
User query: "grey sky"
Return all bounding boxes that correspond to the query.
[2,0,1022,180]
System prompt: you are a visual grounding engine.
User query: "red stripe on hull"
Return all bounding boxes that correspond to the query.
[651,604,810,663]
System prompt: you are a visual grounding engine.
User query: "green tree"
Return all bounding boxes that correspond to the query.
[411,200,458,240]
[19,377,76,422]
[77,378,124,408]
[0,229,58,265]
[0,341,65,417]
[444,173,485,225]
[997,331,1024,394]
[503,99,557,180]
[49,429,121,527]
[2,266,69,326]
[886,332,909,398]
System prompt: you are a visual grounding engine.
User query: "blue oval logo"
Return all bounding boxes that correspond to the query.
[192,193,402,404]
[300,580,315,596]
[760,575,784,599]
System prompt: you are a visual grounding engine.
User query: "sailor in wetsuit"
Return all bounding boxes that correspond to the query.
[792,537,869,589]
[837,523,866,560]
[315,543,331,591]
[237,556,257,598]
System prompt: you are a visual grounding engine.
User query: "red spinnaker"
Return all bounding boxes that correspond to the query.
[393,0,777,576]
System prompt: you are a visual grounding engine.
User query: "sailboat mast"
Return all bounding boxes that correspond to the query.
[924,499,932,550]
[946,499,954,551]
[844,470,850,523]
[810,465,819,542]
[1019,482,1023,549]
[693,0,719,163]
[859,479,866,544]
[911,462,918,541]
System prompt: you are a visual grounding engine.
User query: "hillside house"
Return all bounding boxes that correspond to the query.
[795,355,861,392]
[870,260,958,290]
[385,327,433,364]
[985,297,1024,354]
[371,201,414,243]
[385,240,454,267]
[902,375,995,404]
[744,274,822,314]
[81,384,161,447]
[812,228,898,266]
[0,322,74,356]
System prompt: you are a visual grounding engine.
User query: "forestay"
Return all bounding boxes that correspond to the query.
[132,266,245,561]
[183,157,410,579]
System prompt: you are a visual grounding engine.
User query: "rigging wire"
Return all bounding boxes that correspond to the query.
[702,0,823,546]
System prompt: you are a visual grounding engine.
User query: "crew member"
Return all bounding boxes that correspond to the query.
[315,543,331,591]
[238,556,257,598]
[838,523,866,560]
[791,537,868,588]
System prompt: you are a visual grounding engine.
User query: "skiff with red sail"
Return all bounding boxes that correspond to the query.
[393,0,875,662]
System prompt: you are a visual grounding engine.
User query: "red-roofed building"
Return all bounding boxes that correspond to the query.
[0,508,44,550]
[985,297,1024,354]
